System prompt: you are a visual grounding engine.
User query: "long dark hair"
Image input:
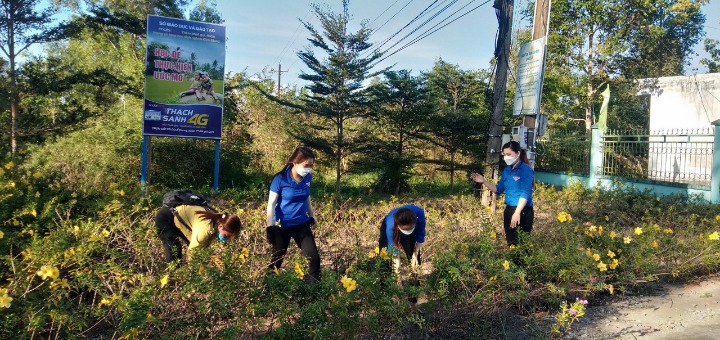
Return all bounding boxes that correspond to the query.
[195,210,243,233]
[273,147,316,178]
[502,141,530,166]
[391,208,417,252]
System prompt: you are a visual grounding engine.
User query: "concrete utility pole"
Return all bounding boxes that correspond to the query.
[277,63,288,93]
[524,0,552,166]
[483,0,514,207]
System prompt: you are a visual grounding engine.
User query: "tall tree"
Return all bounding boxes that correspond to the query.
[364,69,432,194]
[295,0,382,194]
[0,0,60,154]
[423,59,488,192]
[189,0,223,24]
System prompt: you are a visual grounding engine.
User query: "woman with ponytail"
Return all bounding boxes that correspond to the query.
[155,204,242,262]
[265,147,321,283]
[471,140,534,246]
[379,204,427,312]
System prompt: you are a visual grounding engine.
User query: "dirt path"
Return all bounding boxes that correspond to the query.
[567,276,720,339]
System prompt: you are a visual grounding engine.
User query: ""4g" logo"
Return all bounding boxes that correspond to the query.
[187,114,209,126]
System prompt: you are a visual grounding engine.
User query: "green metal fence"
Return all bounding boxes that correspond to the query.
[536,132,591,175]
[601,128,713,185]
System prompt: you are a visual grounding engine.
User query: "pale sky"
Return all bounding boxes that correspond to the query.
[217,0,720,87]
[29,0,720,86]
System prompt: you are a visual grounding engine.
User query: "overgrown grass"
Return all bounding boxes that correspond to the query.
[1,164,720,338]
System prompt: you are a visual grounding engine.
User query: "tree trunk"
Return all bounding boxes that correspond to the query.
[8,16,17,155]
[450,151,456,193]
[335,117,343,195]
[395,131,403,195]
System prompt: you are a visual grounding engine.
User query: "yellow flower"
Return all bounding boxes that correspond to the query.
[652,224,660,231]
[588,225,597,233]
[367,250,376,259]
[652,240,658,248]
[340,276,357,293]
[101,229,110,237]
[597,262,607,272]
[73,225,80,234]
[607,284,614,294]
[624,237,632,244]
[490,231,497,240]
[4,161,13,169]
[634,227,643,235]
[374,246,380,254]
[557,212,572,223]
[503,260,510,270]
[0,230,3,239]
[241,247,249,257]
[0,294,13,308]
[709,232,720,241]
[100,297,112,306]
[508,244,516,250]
[609,231,617,239]
[117,189,125,196]
[607,250,616,259]
[36,265,60,280]
[50,278,70,290]
[592,253,600,261]
[30,209,37,218]
[12,219,19,226]
[294,262,304,280]
[604,215,609,221]
[609,259,619,270]
[663,228,673,234]
[20,249,31,258]
[585,249,593,257]
[716,215,720,221]
[379,247,391,261]
[0,288,6,295]
[160,274,169,288]
[597,225,603,235]
[8,182,15,188]
[272,268,279,275]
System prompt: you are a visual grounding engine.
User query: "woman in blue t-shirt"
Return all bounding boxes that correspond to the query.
[265,147,320,282]
[379,204,426,312]
[471,141,534,246]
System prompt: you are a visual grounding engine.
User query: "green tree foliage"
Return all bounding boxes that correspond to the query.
[294,0,383,194]
[423,59,488,192]
[0,0,61,154]
[189,0,223,24]
[701,18,720,73]
[362,70,432,194]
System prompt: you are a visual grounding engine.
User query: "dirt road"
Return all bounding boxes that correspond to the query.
[567,276,720,340]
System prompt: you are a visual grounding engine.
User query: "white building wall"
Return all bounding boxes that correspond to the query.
[637,74,719,185]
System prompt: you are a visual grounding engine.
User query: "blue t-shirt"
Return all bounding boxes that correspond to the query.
[383,204,427,255]
[496,161,534,207]
[269,166,312,227]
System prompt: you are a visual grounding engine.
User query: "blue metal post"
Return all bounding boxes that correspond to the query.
[710,120,720,203]
[588,125,603,189]
[213,139,220,193]
[141,135,149,198]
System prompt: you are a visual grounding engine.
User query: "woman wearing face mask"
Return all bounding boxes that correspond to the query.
[155,205,242,263]
[471,141,534,246]
[379,204,426,312]
[266,147,321,282]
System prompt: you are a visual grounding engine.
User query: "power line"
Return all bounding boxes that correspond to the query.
[375,0,492,66]
[275,12,310,66]
[372,0,447,53]
[369,0,403,27]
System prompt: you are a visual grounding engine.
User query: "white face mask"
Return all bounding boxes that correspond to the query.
[503,155,517,165]
[399,226,415,235]
[295,166,311,177]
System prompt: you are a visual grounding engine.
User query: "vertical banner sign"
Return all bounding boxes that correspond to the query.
[143,16,226,139]
[513,37,547,116]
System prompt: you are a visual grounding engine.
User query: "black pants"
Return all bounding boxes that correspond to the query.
[155,206,189,262]
[269,223,321,282]
[378,223,421,303]
[503,205,534,245]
